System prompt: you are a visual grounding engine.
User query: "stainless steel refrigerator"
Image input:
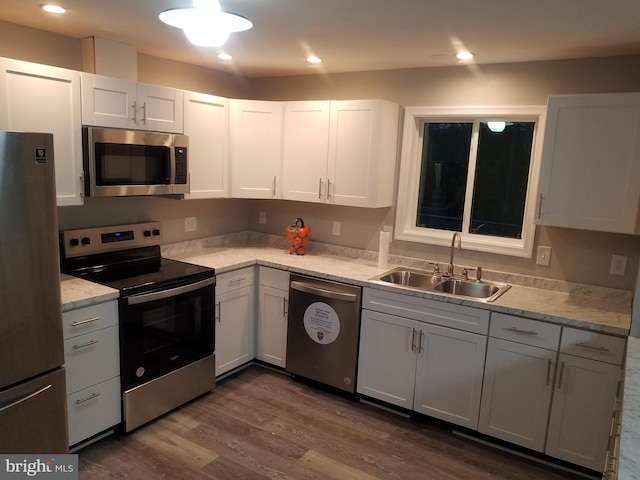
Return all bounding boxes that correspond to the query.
[0,131,68,453]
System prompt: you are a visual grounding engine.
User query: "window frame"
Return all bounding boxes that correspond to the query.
[395,105,546,258]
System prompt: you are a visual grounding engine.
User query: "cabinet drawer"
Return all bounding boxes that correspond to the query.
[64,325,120,394]
[62,301,118,339]
[560,328,626,365]
[67,376,121,446]
[363,287,489,334]
[259,266,289,290]
[490,313,561,350]
[216,267,255,295]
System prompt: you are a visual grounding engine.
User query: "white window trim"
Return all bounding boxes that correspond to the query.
[395,105,547,258]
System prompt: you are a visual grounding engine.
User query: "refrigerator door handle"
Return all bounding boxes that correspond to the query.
[0,384,52,413]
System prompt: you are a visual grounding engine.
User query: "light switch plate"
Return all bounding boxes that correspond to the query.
[184,216,196,232]
[536,246,551,266]
[332,221,341,236]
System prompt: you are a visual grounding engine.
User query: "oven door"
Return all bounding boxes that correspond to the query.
[119,276,215,391]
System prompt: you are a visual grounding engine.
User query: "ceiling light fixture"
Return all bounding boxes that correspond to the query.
[456,51,474,61]
[217,53,233,61]
[159,0,252,48]
[41,4,66,14]
[306,56,322,64]
[487,121,507,133]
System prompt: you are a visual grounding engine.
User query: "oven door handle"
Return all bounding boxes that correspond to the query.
[126,277,216,305]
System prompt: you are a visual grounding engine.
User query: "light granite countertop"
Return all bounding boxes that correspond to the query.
[59,235,636,478]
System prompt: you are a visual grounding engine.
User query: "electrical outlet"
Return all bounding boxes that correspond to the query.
[259,211,267,224]
[184,216,197,232]
[332,221,341,236]
[536,246,551,266]
[610,254,627,276]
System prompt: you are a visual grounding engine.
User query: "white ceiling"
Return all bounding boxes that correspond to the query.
[2,0,640,77]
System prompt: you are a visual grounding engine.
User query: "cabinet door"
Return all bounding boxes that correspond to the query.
[478,337,556,452]
[257,285,288,367]
[327,100,399,207]
[230,99,283,198]
[545,353,620,471]
[80,72,137,129]
[215,285,255,376]
[357,309,418,409]
[537,93,640,233]
[282,101,331,202]
[0,59,83,206]
[413,323,486,429]
[183,91,229,199]
[137,83,184,133]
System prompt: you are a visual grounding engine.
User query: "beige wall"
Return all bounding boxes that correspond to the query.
[2,19,639,289]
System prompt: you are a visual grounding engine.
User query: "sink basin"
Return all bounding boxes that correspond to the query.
[432,278,511,302]
[370,267,511,302]
[371,267,443,289]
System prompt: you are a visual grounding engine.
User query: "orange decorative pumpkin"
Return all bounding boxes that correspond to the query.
[286,217,310,255]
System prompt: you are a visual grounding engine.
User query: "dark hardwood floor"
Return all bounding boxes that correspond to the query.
[78,366,586,479]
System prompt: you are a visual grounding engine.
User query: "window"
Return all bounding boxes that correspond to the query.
[395,106,546,257]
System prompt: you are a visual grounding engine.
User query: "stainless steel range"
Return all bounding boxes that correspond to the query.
[60,222,215,432]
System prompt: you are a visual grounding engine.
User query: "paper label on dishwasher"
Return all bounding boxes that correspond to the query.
[304,302,340,344]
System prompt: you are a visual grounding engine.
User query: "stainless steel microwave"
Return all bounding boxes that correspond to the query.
[82,126,189,197]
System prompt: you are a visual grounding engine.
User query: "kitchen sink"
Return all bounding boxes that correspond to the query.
[374,267,443,289]
[370,267,511,302]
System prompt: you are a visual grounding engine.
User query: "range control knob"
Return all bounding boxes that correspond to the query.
[81,237,91,245]
[143,230,152,237]
[69,238,79,247]
[152,229,161,236]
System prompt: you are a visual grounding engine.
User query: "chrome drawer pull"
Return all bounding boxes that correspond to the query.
[73,339,98,350]
[503,326,538,336]
[411,328,417,352]
[229,277,247,284]
[71,316,100,327]
[75,392,101,405]
[574,342,610,352]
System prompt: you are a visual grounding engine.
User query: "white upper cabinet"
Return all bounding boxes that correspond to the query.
[183,91,229,199]
[537,93,640,233]
[230,99,283,199]
[282,99,400,208]
[80,73,184,133]
[282,101,331,202]
[0,58,84,206]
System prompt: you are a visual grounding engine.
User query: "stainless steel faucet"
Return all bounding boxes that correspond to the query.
[448,231,461,275]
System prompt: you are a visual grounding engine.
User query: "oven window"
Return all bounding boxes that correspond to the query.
[120,283,214,389]
[95,143,171,186]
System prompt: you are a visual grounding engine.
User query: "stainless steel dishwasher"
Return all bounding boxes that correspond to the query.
[286,274,362,393]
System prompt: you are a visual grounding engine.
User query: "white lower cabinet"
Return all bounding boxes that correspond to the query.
[479,312,625,472]
[215,267,255,376]
[62,300,121,446]
[357,288,488,429]
[257,267,289,368]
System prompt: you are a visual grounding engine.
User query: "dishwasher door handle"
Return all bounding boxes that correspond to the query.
[290,280,359,302]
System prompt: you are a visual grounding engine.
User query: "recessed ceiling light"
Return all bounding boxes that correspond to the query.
[217,53,232,61]
[306,56,322,64]
[456,51,475,61]
[41,4,66,14]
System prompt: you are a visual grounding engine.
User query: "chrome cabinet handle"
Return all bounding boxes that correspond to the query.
[229,277,246,284]
[71,316,100,327]
[537,193,544,219]
[0,384,52,413]
[503,326,538,336]
[411,328,417,352]
[574,342,610,352]
[131,101,137,123]
[75,392,101,405]
[272,176,277,196]
[327,179,332,199]
[418,330,425,354]
[283,297,288,316]
[140,102,146,124]
[215,302,221,323]
[318,178,323,199]
[557,361,565,389]
[73,339,98,350]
